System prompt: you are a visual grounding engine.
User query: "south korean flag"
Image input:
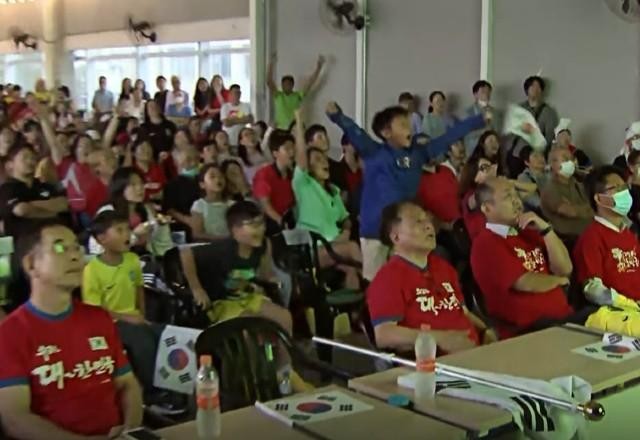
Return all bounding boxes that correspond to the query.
[153,325,202,394]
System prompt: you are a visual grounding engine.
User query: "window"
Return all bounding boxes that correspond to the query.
[74,40,250,112]
[0,52,44,90]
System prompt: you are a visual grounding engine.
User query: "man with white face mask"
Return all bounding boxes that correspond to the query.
[540,145,593,239]
[573,166,640,337]
[613,121,640,170]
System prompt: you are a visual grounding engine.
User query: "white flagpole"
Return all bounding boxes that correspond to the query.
[312,336,604,421]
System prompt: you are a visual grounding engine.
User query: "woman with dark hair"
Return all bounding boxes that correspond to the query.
[132,138,166,202]
[470,130,505,174]
[134,79,151,101]
[422,91,456,139]
[193,77,211,119]
[459,155,497,241]
[221,159,253,201]
[120,78,133,101]
[237,126,268,183]
[209,74,229,130]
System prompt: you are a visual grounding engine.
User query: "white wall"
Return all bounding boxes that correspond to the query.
[492,0,640,163]
[269,0,357,141]
[366,0,481,128]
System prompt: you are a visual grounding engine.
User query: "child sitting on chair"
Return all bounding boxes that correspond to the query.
[367,201,496,354]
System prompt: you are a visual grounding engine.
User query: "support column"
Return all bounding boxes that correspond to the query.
[41,0,65,87]
[250,0,267,120]
[480,0,494,82]
[355,0,369,127]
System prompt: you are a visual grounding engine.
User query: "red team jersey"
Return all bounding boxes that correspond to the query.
[574,219,640,300]
[471,228,573,332]
[461,190,486,241]
[417,166,461,224]
[0,301,131,436]
[367,254,479,344]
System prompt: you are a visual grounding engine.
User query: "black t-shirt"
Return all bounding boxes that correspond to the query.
[162,175,201,216]
[192,238,267,302]
[329,158,348,192]
[140,118,176,159]
[154,90,168,113]
[0,178,70,238]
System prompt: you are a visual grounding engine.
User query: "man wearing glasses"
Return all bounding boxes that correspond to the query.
[574,166,640,336]
[0,221,142,439]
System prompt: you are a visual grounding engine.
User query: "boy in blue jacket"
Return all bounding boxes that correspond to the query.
[326,101,489,280]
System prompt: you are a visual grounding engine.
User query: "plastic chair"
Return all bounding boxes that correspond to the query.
[195,316,352,412]
[270,230,364,363]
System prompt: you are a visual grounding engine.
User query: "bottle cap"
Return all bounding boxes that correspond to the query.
[200,354,212,367]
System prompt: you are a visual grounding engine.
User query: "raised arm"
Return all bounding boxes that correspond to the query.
[35,104,64,166]
[326,101,379,158]
[301,55,326,95]
[419,113,486,164]
[267,53,278,95]
[294,108,307,170]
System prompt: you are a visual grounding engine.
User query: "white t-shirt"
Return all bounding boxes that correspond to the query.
[191,198,233,238]
[221,101,252,145]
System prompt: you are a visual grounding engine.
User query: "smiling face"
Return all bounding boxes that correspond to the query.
[24,225,85,290]
[231,215,266,248]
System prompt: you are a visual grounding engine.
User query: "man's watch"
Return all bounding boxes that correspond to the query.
[540,225,553,236]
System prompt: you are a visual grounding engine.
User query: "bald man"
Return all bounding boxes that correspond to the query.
[541,145,593,239]
[470,177,577,337]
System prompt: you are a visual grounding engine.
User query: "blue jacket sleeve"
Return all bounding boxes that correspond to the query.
[327,111,379,158]
[417,114,485,164]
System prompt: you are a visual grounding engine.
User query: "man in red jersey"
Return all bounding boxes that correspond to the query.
[367,201,495,354]
[0,221,142,439]
[471,177,579,337]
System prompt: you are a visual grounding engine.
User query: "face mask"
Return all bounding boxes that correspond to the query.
[181,167,198,178]
[478,100,489,108]
[608,189,633,216]
[632,139,640,151]
[559,160,575,178]
[175,95,184,105]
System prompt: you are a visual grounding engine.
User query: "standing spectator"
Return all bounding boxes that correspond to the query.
[267,53,325,130]
[119,77,133,101]
[139,100,177,161]
[134,79,151,101]
[33,79,51,105]
[398,92,423,135]
[422,91,456,139]
[166,94,192,118]
[465,80,497,156]
[221,84,253,146]
[165,76,190,113]
[517,146,549,213]
[162,145,201,241]
[541,145,593,241]
[154,75,168,114]
[126,88,146,123]
[92,76,114,115]
[209,75,230,131]
[193,78,211,119]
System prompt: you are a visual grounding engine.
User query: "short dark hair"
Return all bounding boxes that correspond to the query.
[90,210,128,239]
[16,219,71,267]
[627,149,640,168]
[472,80,493,94]
[371,106,409,140]
[99,76,106,82]
[198,162,221,184]
[475,181,496,209]
[23,120,41,133]
[519,145,535,163]
[304,124,327,145]
[524,76,545,93]
[281,75,294,84]
[12,85,21,92]
[379,201,418,247]
[156,75,166,82]
[229,84,241,91]
[398,92,414,103]
[226,200,262,230]
[268,129,294,153]
[6,142,35,161]
[584,166,625,212]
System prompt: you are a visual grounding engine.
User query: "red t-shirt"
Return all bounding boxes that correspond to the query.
[134,162,167,200]
[85,179,109,218]
[471,228,573,330]
[418,166,461,223]
[55,156,74,181]
[252,164,294,216]
[462,189,486,240]
[0,301,131,436]
[574,220,640,300]
[62,162,101,213]
[367,254,479,344]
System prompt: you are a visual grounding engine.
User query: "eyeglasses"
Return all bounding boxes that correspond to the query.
[240,216,266,227]
[478,163,496,173]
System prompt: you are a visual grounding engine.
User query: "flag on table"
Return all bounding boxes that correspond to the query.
[153,325,202,394]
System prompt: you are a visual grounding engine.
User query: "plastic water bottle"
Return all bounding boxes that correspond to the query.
[196,355,221,439]
[414,325,436,401]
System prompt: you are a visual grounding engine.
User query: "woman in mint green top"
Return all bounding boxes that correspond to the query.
[292,109,362,289]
